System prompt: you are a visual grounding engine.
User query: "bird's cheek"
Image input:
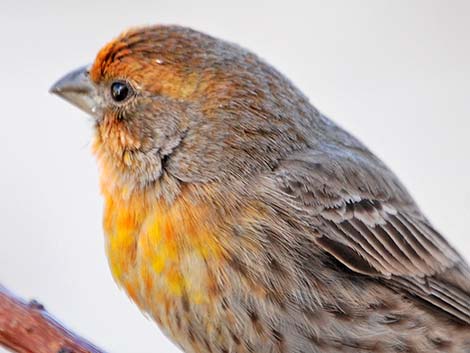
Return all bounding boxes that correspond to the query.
[96,113,142,153]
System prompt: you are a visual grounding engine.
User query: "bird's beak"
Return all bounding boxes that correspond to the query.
[50,65,100,116]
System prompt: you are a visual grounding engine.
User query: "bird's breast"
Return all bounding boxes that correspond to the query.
[99,179,284,353]
[101,184,227,323]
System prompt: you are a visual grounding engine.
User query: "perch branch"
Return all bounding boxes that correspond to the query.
[0,284,106,353]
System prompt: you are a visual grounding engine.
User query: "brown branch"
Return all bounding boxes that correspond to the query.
[0,284,107,353]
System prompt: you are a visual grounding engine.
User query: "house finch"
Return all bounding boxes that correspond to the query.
[51,25,470,353]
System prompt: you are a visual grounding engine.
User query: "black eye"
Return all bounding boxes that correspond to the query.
[110,81,131,102]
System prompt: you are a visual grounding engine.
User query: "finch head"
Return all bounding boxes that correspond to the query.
[51,25,313,193]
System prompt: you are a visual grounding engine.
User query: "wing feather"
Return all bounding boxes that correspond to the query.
[271,146,470,323]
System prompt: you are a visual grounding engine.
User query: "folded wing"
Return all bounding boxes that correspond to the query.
[272,143,470,323]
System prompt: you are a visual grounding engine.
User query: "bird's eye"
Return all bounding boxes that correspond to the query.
[110,81,131,102]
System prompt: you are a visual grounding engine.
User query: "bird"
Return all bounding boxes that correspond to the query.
[51,25,470,353]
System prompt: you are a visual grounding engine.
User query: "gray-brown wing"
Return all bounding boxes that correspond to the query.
[271,144,470,323]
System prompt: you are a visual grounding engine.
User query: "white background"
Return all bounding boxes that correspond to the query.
[0,1,469,352]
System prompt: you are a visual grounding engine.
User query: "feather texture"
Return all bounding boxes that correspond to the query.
[272,136,470,324]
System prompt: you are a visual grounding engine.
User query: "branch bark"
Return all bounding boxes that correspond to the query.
[0,284,106,353]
